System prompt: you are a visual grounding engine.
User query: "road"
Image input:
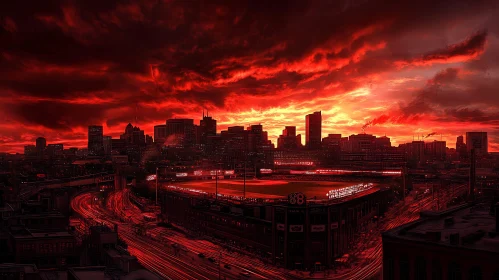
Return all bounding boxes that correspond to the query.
[72,189,295,280]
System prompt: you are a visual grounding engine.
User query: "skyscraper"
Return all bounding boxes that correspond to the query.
[466,132,488,156]
[103,136,112,155]
[305,111,322,149]
[166,119,195,147]
[88,125,104,156]
[35,137,46,157]
[200,113,217,145]
[278,126,298,150]
[456,135,467,159]
[154,124,167,144]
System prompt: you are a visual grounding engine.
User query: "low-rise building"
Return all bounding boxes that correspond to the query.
[382,203,499,280]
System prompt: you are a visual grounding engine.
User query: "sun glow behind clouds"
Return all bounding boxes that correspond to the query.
[1,1,499,152]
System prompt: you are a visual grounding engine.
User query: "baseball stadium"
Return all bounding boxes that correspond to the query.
[158,169,400,271]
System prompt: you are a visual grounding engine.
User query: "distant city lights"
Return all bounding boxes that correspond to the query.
[274,161,314,166]
[327,183,374,200]
[166,185,207,195]
[146,174,157,181]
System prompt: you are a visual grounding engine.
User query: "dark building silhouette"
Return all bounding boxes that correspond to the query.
[199,112,217,145]
[466,132,488,156]
[456,135,467,159]
[87,126,104,156]
[46,144,64,158]
[103,136,112,155]
[24,145,36,157]
[306,111,322,149]
[427,140,446,160]
[278,126,299,150]
[153,124,167,144]
[36,137,46,157]
[166,119,195,147]
[383,203,499,280]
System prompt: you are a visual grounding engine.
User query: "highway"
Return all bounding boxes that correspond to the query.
[72,189,295,280]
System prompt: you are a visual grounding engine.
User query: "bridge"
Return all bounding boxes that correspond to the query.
[20,173,120,200]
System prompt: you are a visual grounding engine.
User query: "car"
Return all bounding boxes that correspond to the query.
[240,272,251,278]
[224,264,231,270]
[198,253,205,258]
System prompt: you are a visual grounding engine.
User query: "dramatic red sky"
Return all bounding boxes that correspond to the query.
[1,0,499,153]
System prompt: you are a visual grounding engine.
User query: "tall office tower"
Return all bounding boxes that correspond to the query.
[103,136,112,155]
[200,113,217,145]
[247,124,264,152]
[278,126,298,150]
[154,124,168,144]
[88,125,104,156]
[466,132,488,156]
[305,111,322,149]
[456,135,467,159]
[166,119,195,147]
[35,137,46,157]
[456,135,465,150]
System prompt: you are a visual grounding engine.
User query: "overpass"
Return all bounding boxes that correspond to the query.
[20,173,122,200]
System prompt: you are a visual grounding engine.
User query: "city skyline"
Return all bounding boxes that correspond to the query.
[16,114,493,153]
[1,1,499,153]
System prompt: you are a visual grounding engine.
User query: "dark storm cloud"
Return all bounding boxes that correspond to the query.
[0,0,498,152]
[421,31,488,62]
[429,68,460,84]
[6,101,107,130]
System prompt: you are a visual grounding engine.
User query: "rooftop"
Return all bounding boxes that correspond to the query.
[0,263,38,273]
[12,228,73,239]
[68,267,109,280]
[384,203,499,253]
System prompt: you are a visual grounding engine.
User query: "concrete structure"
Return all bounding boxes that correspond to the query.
[36,137,46,158]
[306,111,322,150]
[103,136,112,155]
[199,113,217,145]
[278,126,299,150]
[88,126,104,156]
[154,124,167,144]
[162,185,391,270]
[166,119,195,147]
[46,144,64,158]
[0,263,40,280]
[466,132,488,156]
[382,203,499,280]
[9,227,79,268]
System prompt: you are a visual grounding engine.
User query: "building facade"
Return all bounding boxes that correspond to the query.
[382,203,499,280]
[466,132,488,156]
[88,126,104,156]
[306,112,322,150]
[161,187,391,270]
